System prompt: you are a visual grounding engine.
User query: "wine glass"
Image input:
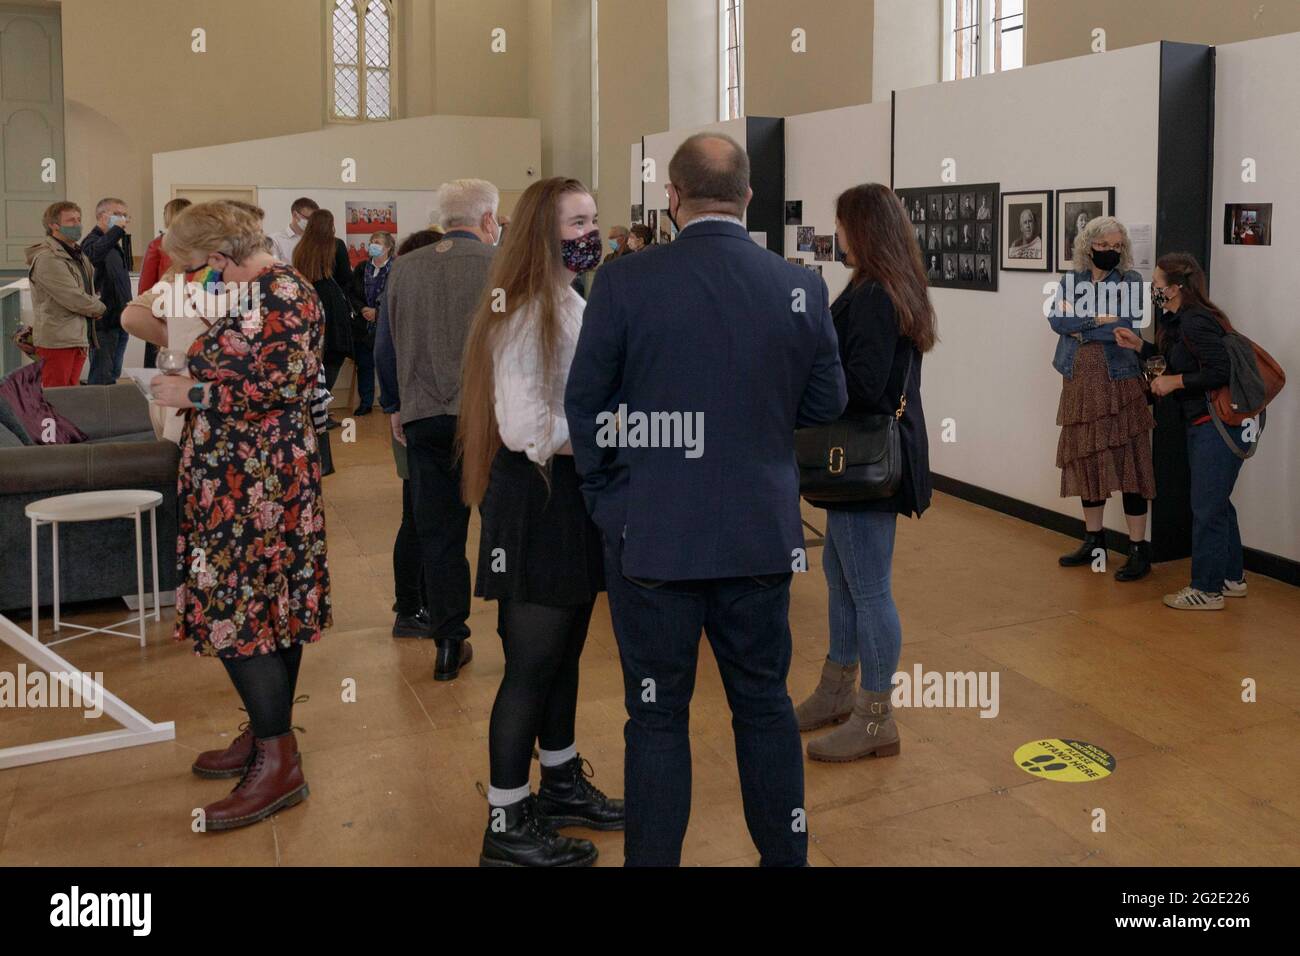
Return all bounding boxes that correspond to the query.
[1144,356,1167,382]
[157,348,188,376]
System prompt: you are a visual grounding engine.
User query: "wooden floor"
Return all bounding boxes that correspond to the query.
[3,412,1298,867]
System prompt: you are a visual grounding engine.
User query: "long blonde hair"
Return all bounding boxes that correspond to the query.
[457,177,591,507]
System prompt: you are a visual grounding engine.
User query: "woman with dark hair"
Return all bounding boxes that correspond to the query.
[293,210,354,424]
[458,177,623,866]
[1115,253,1245,610]
[1049,216,1154,580]
[795,183,935,763]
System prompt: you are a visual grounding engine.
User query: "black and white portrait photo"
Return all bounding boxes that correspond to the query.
[928,224,942,250]
[943,224,958,250]
[1001,190,1053,272]
[960,192,976,219]
[1057,187,1115,268]
[784,200,803,225]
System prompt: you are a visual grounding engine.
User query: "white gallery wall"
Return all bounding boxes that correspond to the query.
[894,43,1162,536]
[1209,33,1299,563]
[152,114,542,234]
[783,101,893,300]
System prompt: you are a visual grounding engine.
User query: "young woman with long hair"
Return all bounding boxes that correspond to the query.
[458,177,624,867]
[1115,252,1246,610]
[795,182,936,763]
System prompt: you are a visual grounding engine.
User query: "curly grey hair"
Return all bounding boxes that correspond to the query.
[1071,215,1133,273]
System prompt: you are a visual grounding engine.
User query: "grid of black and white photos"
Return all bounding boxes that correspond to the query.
[898,183,999,291]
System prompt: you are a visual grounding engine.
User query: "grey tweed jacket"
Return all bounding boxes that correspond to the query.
[386,234,496,425]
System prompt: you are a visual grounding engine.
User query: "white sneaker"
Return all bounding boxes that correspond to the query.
[1163,586,1225,611]
[1223,579,1247,598]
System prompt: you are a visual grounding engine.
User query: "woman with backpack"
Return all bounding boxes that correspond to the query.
[1115,252,1248,610]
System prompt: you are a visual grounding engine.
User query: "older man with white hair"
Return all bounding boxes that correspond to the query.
[384,178,501,679]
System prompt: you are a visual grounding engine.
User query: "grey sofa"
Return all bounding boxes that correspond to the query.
[0,384,180,612]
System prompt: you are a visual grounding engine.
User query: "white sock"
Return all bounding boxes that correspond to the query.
[538,743,577,767]
[487,783,530,808]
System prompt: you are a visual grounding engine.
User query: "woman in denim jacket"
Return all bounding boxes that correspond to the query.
[1048,216,1155,580]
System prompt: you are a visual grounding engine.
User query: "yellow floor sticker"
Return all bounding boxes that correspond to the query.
[1014,738,1115,782]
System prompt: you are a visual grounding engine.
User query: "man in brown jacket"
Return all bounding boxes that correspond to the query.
[25,201,106,387]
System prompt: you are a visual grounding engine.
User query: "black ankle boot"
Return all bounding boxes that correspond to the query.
[434,638,472,681]
[1114,540,1152,582]
[479,795,598,867]
[535,755,626,831]
[1059,531,1107,568]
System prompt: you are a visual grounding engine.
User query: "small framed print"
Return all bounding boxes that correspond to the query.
[1057,187,1116,270]
[1001,190,1053,272]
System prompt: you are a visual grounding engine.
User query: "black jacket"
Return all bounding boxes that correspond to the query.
[81,224,133,330]
[821,279,932,517]
[1142,306,1232,422]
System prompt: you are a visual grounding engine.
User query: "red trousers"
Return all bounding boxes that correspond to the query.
[35,347,87,388]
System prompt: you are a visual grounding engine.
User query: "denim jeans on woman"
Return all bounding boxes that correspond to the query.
[823,509,902,692]
[1187,420,1247,593]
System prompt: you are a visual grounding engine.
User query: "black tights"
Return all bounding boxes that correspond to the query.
[488,599,594,790]
[1082,493,1149,517]
[222,643,304,739]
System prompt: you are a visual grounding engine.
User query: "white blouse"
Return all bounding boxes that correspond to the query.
[493,286,584,464]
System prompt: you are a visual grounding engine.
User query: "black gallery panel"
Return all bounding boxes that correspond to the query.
[898,183,999,292]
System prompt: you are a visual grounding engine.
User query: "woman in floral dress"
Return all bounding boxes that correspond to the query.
[150,201,330,831]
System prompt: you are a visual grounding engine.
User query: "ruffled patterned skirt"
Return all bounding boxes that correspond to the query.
[1055,343,1156,501]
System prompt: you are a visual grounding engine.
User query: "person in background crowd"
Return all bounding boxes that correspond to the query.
[1049,216,1155,581]
[25,201,105,388]
[1115,253,1246,611]
[795,183,935,762]
[347,230,394,416]
[83,198,134,385]
[374,227,444,638]
[624,224,653,253]
[566,133,846,866]
[271,197,319,264]
[293,209,354,429]
[387,180,501,680]
[603,224,629,264]
[148,201,330,830]
[136,197,192,368]
[459,177,623,868]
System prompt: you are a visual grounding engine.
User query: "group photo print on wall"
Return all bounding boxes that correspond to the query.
[344,200,397,267]
[796,226,815,252]
[1057,187,1116,270]
[1001,190,1054,272]
[898,182,999,292]
[1224,203,1272,245]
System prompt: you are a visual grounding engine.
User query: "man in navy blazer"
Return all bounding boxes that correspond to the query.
[565,133,846,866]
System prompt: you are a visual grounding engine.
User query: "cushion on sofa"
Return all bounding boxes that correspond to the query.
[0,394,34,445]
[0,422,26,448]
[0,361,87,444]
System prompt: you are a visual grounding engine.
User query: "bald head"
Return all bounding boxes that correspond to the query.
[668,133,751,220]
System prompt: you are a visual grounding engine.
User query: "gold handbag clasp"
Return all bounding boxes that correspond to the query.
[828,446,846,475]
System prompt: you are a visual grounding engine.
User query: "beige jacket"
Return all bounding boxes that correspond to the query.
[24,235,105,350]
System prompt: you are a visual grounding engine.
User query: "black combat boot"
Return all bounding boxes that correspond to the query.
[479,795,598,867]
[535,755,626,831]
[1114,540,1152,582]
[1059,530,1107,568]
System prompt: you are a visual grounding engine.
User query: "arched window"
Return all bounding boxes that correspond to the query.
[328,0,395,121]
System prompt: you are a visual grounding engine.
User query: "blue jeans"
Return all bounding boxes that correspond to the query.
[823,509,902,693]
[1187,421,1246,593]
[604,544,805,867]
[88,326,128,384]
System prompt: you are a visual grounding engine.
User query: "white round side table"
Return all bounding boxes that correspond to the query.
[26,490,164,647]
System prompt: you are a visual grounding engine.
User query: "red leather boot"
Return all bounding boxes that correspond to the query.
[203,732,309,832]
[191,724,255,779]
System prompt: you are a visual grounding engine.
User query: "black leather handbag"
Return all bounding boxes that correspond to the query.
[796,351,912,504]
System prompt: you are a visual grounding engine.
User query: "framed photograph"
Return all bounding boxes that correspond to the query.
[646,208,658,242]
[1057,187,1115,270]
[631,204,643,225]
[796,226,815,252]
[1224,203,1272,245]
[1001,190,1053,272]
[784,200,803,225]
[813,235,833,262]
[897,182,999,291]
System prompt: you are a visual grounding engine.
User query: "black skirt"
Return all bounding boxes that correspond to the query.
[475,448,605,606]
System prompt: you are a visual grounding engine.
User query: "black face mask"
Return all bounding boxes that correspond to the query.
[1090,248,1121,271]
